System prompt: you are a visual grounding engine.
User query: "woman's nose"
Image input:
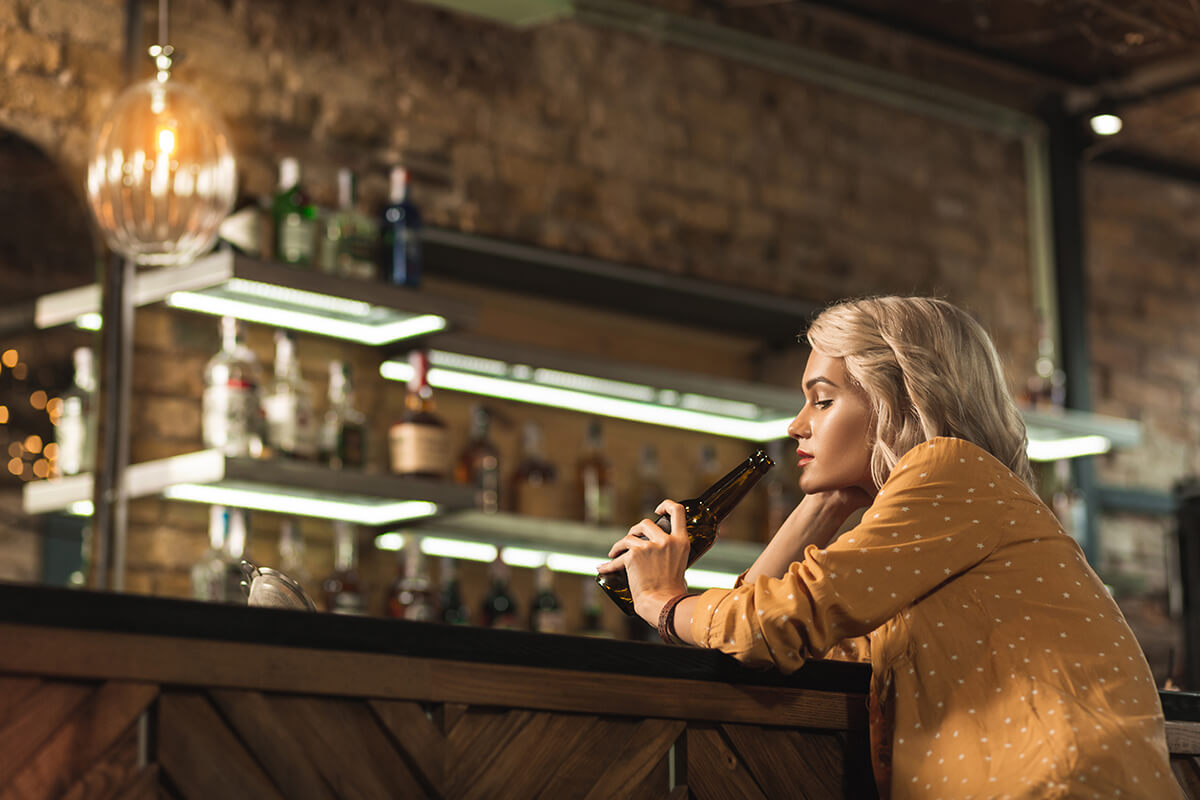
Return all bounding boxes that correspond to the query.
[787,408,809,440]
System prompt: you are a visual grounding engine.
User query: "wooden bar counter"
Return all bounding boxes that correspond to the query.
[0,582,1197,799]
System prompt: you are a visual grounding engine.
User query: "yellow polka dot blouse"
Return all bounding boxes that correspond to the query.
[690,437,1180,799]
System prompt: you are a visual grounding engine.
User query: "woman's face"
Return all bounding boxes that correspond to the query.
[787,350,876,495]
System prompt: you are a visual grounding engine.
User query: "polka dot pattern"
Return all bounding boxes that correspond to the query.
[691,437,1181,798]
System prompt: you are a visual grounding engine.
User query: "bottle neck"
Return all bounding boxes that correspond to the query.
[225,509,248,560]
[697,449,774,522]
[275,336,298,379]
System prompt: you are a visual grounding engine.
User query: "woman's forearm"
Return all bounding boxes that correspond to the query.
[744,493,860,583]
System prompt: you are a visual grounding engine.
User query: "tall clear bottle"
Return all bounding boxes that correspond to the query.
[596,448,774,615]
[318,360,367,469]
[454,405,500,513]
[56,346,96,476]
[379,166,423,287]
[319,168,377,280]
[323,521,366,615]
[273,157,316,266]
[192,505,250,604]
[202,317,264,458]
[263,330,317,460]
[576,420,614,526]
[278,518,311,590]
[388,350,448,478]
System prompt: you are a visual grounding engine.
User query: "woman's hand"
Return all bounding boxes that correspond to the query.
[597,500,691,623]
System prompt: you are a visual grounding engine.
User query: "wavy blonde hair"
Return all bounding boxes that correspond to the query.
[805,296,1034,490]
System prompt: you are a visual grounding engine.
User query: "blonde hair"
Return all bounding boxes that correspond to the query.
[805,296,1034,490]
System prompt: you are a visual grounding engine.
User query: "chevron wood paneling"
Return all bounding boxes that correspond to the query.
[0,669,1189,799]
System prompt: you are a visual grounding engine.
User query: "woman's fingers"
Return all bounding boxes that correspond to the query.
[654,500,688,541]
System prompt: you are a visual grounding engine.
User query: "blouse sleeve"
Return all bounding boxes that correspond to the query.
[690,437,1010,673]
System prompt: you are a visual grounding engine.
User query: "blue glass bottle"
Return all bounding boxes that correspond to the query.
[379,166,423,287]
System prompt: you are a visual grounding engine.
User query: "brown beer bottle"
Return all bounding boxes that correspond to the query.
[596,448,773,616]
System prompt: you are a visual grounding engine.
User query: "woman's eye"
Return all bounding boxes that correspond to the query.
[814,399,833,409]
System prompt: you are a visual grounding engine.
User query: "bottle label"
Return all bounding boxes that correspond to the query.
[531,609,568,634]
[264,392,317,458]
[584,481,614,525]
[203,383,259,456]
[279,214,314,263]
[389,423,448,475]
[332,591,367,615]
[515,481,562,519]
[56,400,87,476]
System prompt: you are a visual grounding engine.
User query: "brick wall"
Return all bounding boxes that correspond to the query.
[2,0,1189,647]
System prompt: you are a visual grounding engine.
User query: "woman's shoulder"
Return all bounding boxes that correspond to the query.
[884,436,1015,490]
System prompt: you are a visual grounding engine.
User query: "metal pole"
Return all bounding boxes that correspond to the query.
[91,0,142,590]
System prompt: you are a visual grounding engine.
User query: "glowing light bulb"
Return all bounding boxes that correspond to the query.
[157,127,176,155]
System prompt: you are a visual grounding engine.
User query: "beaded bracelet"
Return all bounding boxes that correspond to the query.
[657,592,698,645]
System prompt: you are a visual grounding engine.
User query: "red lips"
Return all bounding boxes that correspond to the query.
[796,449,813,467]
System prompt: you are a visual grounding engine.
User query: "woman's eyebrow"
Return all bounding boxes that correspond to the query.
[804,376,838,391]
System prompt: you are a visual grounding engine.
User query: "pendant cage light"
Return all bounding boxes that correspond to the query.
[86,0,236,266]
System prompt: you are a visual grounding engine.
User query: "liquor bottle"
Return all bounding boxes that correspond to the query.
[762,438,801,542]
[386,534,438,621]
[379,166,423,287]
[263,330,318,460]
[509,421,560,518]
[192,505,250,604]
[56,346,96,476]
[322,520,367,615]
[439,558,471,625]
[389,350,449,477]
[529,565,567,634]
[272,157,317,266]
[319,168,377,280]
[630,444,667,520]
[596,448,774,616]
[579,578,614,638]
[576,420,614,525]
[278,518,311,590]
[481,557,519,629]
[454,405,501,513]
[202,317,265,458]
[318,360,367,469]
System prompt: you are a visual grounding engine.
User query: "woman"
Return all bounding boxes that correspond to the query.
[598,296,1180,799]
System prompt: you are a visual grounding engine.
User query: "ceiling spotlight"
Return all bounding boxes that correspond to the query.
[1089,112,1123,137]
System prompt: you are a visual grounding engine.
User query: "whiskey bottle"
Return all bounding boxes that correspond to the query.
[202,317,264,458]
[481,557,519,629]
[596,448,774,615]
[272,157,317,266]
[322,520,367,615]
[318,360,367,469]
[389,350,449,477]
[379,166,423,287]
[529,565,567,634]
[439,558,471,625]
[509,421,560,518]
[576,420,614,525]
[385,534,438,621]
[263,330,318,460]
[55,346,96,476]
[454,405,501,513]
[319,168,377,280]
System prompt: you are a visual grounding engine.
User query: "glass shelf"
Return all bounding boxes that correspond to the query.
[22,449,477,525]
[21,248,475,346]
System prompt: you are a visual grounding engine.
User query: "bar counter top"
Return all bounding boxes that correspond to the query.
[1,581,1197,799]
